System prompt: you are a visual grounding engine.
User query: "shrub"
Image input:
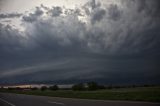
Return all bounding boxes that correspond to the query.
[72,83,85,91]
[87,82,99,91]
[98,85,106,89]
[31,87,38,90]
[41,86,47,91]
[49,85,59,90]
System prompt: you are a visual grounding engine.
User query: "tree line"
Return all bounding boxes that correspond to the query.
[0,82,158,91]
[33,82,104,91]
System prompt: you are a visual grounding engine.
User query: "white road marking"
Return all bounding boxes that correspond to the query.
[0,98,16,106]
[48,96,160,105]
[48,101,65,105]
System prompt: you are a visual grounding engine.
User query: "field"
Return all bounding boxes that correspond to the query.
[1,86,160,102]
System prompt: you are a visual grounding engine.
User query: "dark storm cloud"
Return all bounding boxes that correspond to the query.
[0,13,22,19]
[86,0,100,9]
[0,0,160,84]
[0,23,27,51]
[22,7,43,22]
[91,8,106,24]
[107,4,122,21]
[49,6,63,17]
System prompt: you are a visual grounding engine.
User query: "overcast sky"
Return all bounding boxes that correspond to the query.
[0,0,160,85]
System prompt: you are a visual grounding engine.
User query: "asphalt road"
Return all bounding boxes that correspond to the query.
[0,93,160,106]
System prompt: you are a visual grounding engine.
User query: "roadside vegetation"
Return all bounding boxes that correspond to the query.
[0,82,160,102]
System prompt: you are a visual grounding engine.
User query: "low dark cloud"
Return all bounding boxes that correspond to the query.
[22,7,43,22]
[91,8,106,24]
[0,13,22,19]
[49,6,63,17]
[107,4,122,21]
[0,0,160,85]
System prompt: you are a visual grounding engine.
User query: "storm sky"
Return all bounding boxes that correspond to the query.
[0,0,160,85]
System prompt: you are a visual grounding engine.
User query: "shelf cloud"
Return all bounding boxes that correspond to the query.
[0,0,160,85]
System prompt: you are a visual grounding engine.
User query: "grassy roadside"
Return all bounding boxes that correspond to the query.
[0,86,160,102]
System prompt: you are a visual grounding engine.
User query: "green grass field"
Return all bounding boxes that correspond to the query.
[1,86,160,102]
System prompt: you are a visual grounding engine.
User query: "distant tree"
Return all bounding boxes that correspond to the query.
[114,86,122,89]
[143,84,150,87]
[132,85,136,88]
[8,87,13,90]
[15,87,21,90]
[0,86,4,90]
[41,86,47,91]
[61,88,70,90]
[87,82,99,90]
[31,87,38,90]
[72,83,85,91]
[49,85,59,91]
[106,85,113,89]
[98,85,106,89]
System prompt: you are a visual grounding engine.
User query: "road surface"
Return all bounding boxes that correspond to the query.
[0,93,160,106]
